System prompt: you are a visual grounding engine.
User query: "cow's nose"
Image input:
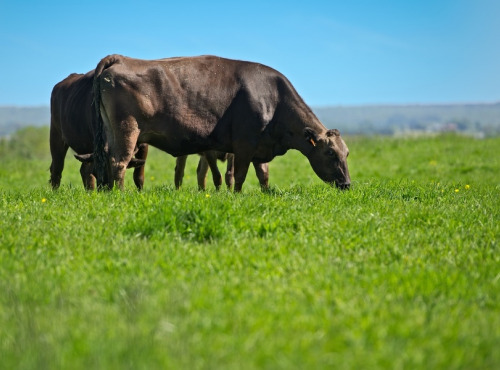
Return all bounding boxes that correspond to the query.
[336,182,350,190]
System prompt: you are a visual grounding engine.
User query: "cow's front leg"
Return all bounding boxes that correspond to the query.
[174,155,188,189]
[253,162,269,190]
[225,154,235,189]
[204,151,223,190]
[196,155,210,190]
[49,124,69,189]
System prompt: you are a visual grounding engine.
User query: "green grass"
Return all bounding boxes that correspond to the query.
[1,134,499,369]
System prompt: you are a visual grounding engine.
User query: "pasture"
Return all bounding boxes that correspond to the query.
[1,130,499,369]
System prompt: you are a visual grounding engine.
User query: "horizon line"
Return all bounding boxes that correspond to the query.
[1,100,499,109]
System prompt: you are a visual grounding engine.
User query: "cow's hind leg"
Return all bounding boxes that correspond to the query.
[109,117,139,190]
[133,143,148,190]
[49,125,69,189]
[175,155,188,189]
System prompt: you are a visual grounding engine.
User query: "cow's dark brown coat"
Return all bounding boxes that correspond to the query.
[92,54,350,191]
[50,71,148,190]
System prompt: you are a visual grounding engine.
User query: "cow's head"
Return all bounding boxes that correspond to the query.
[303,128,350,189]
[74,153,145,189]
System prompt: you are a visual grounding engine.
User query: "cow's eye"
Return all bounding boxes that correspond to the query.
[326,149,336,157]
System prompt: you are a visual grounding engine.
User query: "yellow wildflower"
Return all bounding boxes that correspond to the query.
[465,184,470,190]
[42,198,47,203]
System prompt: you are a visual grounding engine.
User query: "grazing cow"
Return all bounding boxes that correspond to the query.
[174,152,269,190]
[50,70,148,190]
[87,54,350,191]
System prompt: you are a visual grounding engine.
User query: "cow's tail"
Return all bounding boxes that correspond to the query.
[93,55,121,188]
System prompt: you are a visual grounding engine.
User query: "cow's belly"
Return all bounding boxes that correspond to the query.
[139,132,213,157]
[138,116,234,156]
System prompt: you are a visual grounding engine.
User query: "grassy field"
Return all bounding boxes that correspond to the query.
[1,132,499,369]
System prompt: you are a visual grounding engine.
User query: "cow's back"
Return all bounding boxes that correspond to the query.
[96,55,289,155]
[51,71,94,154]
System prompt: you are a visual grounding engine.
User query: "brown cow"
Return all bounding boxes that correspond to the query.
[175,152,269,190]
[50,70,148,190]
[87,55,350,191]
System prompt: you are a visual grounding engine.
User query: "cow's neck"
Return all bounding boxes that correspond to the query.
[279,104,325,156]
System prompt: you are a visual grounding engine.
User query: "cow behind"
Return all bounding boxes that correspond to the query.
[91,54,350,191]
[175,152,269,190]
[50,71,148,190]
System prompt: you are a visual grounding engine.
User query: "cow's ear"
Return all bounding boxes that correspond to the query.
[127,158,146,168]
[74,153,93,163]
[326,129,340,137]
[304,127,319,147]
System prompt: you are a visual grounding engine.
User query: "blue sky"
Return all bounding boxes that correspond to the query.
[1,0,499,106]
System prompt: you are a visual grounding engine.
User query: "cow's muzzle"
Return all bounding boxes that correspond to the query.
[335,181,350,190]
